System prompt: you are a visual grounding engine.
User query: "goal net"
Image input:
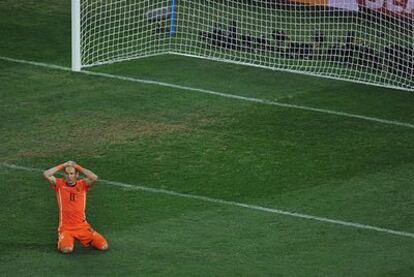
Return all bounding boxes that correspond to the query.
[74,0,414,91]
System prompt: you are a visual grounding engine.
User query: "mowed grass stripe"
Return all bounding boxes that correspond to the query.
[2,163,414,240]
[1,55,413,129]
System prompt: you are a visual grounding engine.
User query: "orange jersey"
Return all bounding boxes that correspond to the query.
[53,178,90,231]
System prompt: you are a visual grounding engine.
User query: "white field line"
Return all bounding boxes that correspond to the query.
[1,55,413,129]
[2,162,414,239]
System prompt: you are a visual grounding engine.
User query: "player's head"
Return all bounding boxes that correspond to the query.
[64,166,79,186]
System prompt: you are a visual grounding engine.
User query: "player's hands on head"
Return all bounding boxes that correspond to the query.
[64,161,77,168]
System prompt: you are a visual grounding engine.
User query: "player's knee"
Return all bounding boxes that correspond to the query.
[58,232,74,254]
[58,241,74,253]
[99,243,109,251]
[94,241,108,251]
[91,232,108,251]
[60,246,73,254]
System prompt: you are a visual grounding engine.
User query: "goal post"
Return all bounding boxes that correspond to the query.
[170,0,176,36]
[72,0,413,91]
[71,0,81,72]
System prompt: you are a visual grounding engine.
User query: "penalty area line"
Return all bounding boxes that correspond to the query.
[0,55,413,129]
[2,162,414,240]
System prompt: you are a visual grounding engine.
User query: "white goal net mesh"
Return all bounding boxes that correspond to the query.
[79,0,414,91]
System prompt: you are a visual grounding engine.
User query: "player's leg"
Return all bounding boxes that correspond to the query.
[77,227,108,251]
[90,230,108,251]
[57,231,75,254]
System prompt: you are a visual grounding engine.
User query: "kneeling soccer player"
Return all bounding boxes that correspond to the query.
[43,161,108,254]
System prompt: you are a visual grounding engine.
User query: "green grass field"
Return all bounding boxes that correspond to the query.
[1,1,414,276]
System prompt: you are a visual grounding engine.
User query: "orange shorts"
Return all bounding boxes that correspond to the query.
[58,226,108,252]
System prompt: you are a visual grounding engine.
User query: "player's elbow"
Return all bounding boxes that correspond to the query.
[43,171,50,179]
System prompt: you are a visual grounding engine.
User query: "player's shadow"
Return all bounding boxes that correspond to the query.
[1,241,108,256]
[65,241,109,256]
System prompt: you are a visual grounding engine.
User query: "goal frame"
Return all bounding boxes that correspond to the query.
[71,0,413,92]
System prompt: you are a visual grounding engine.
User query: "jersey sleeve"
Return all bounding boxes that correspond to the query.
[52,178,62,191]
[81,179,90,192]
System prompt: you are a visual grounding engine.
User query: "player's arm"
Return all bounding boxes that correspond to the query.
[73,162,98,186]
[43,162,68,185]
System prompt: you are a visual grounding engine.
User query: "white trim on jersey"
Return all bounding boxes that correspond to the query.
[57,185,63,230]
